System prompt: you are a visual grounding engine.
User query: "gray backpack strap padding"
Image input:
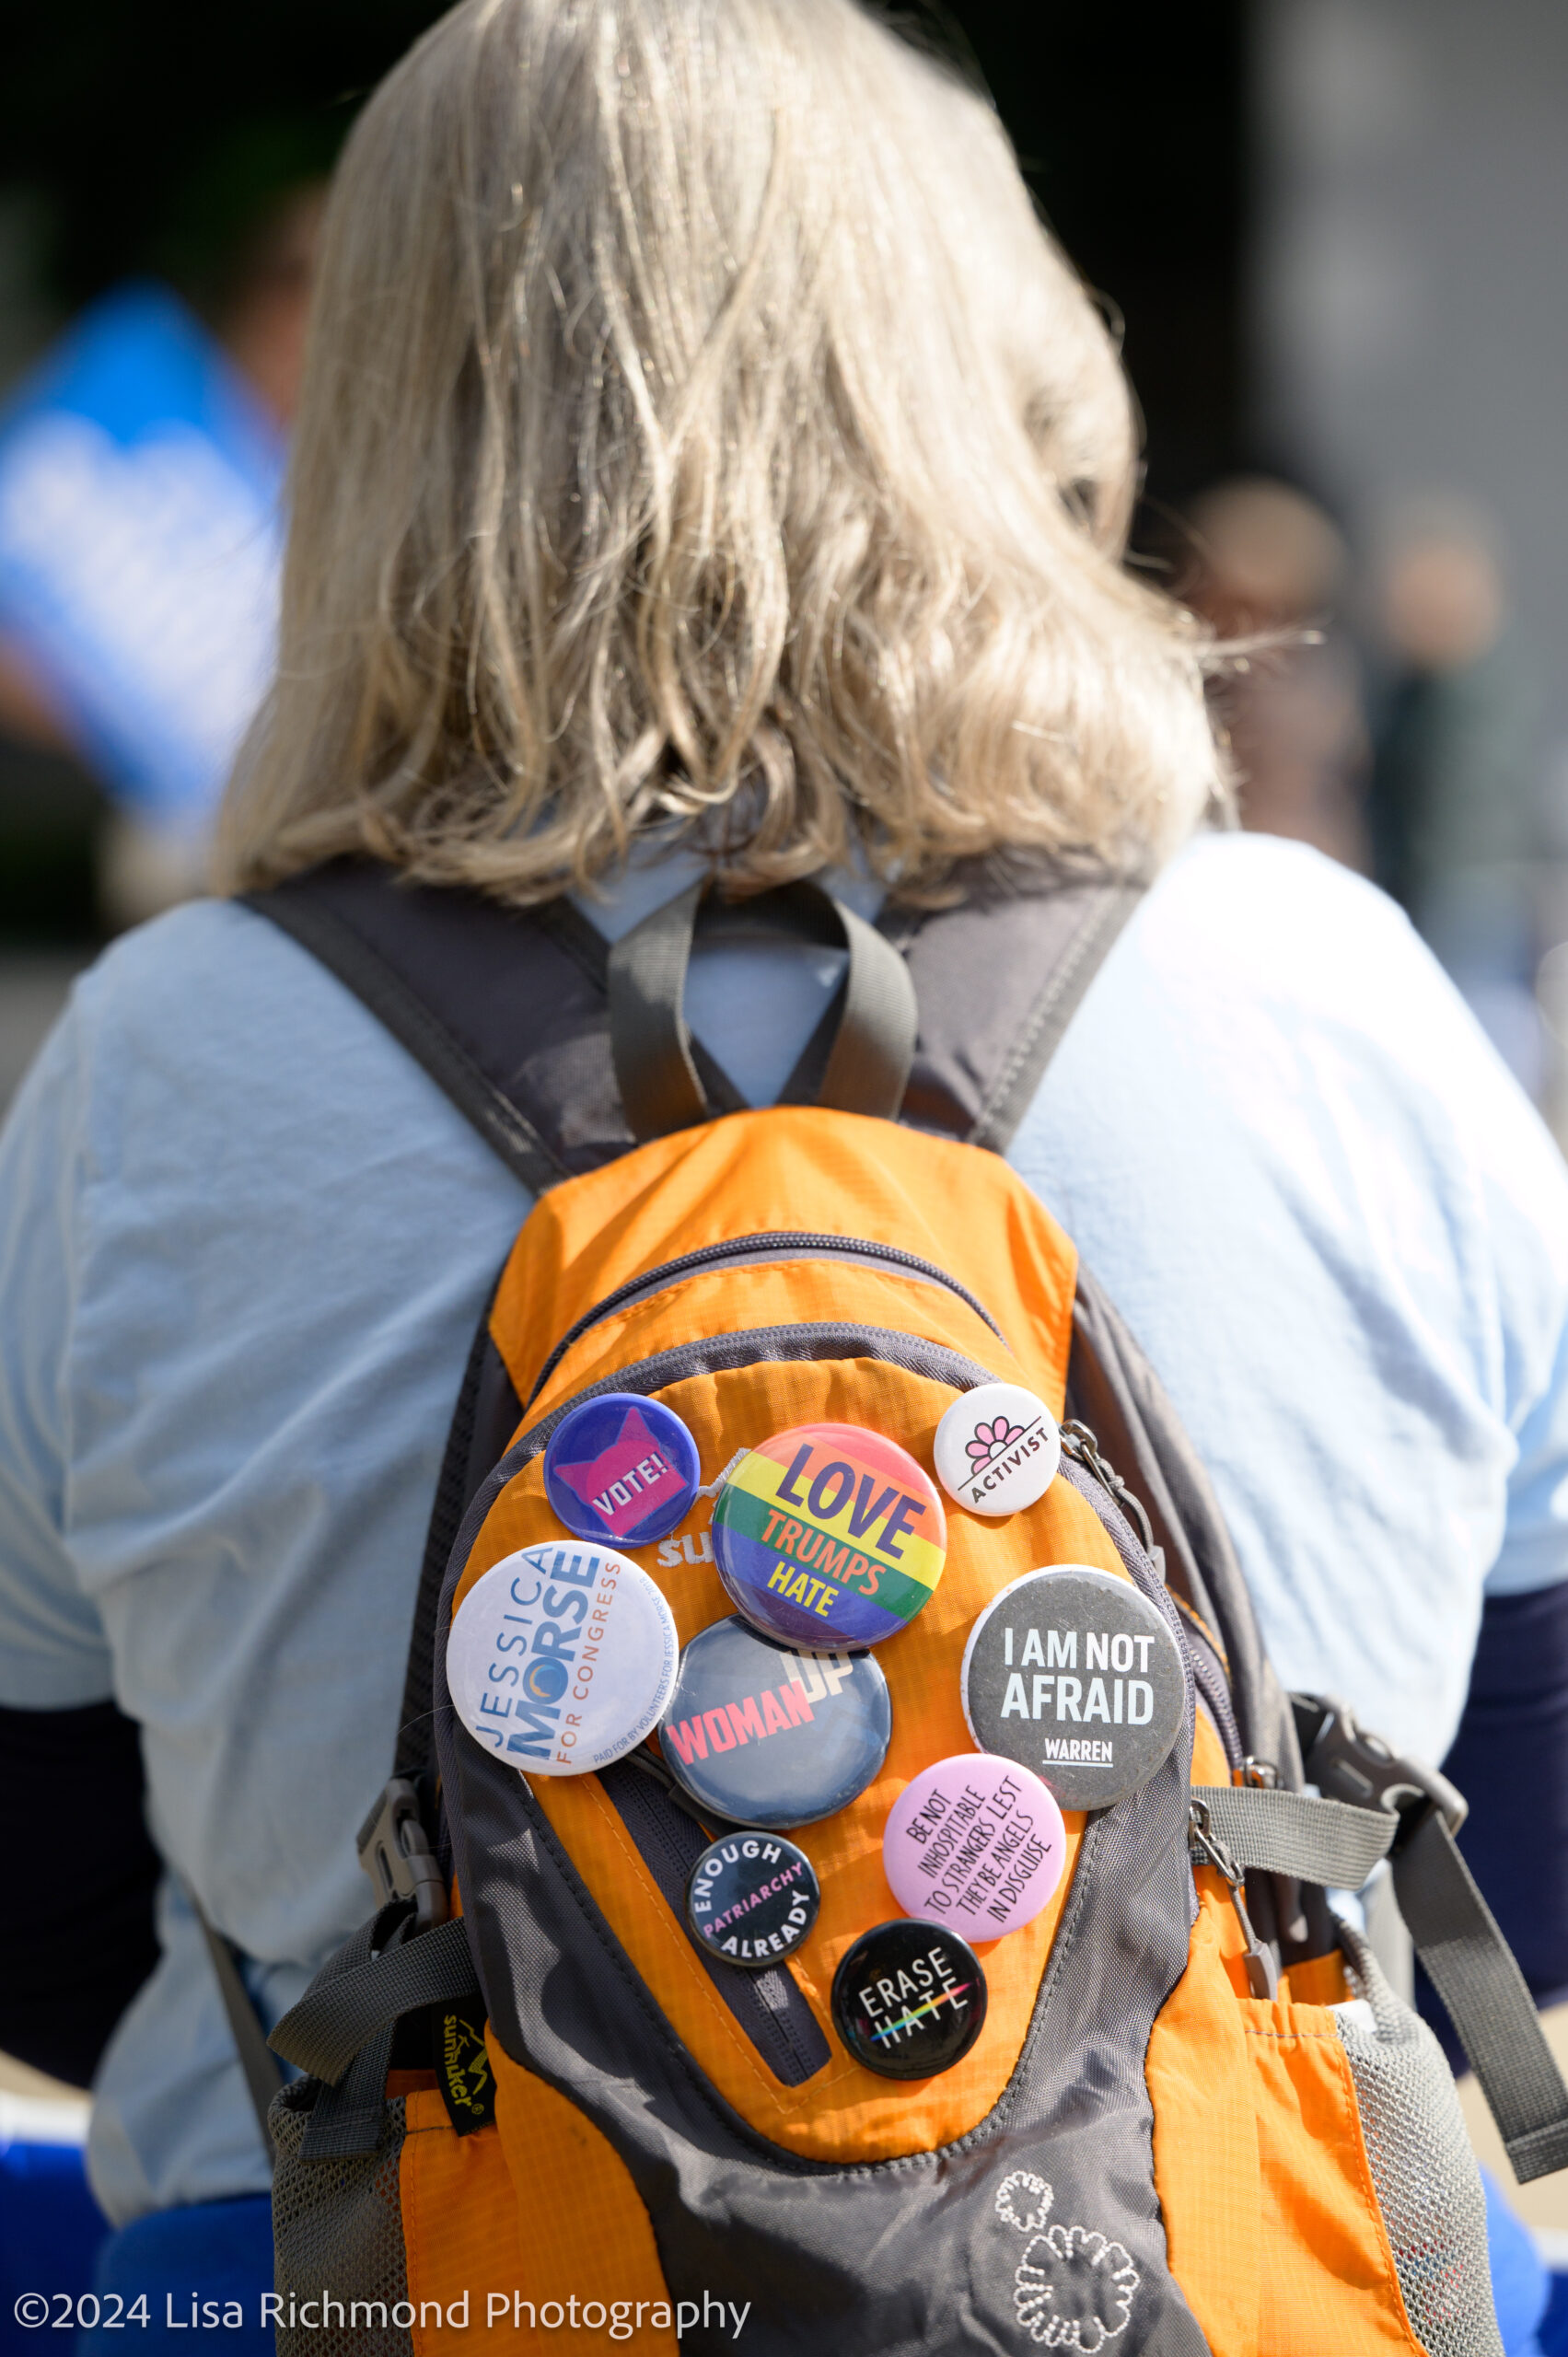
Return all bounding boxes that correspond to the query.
[248,867,571,1195]
[609,878,918,1140]
[1067,1264,1304,1794]
[241,858,1144,1172]
[892,877,1144,1151]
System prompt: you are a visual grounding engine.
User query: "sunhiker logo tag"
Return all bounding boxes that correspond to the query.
[436,2003,495,2135]
[961,1565,1185,1810]
[447,1542,679,1778]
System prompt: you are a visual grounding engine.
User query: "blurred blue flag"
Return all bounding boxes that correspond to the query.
[0,282,284,830]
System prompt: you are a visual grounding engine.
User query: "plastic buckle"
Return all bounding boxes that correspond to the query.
[355,1777,450,1931]
[1293,1694,1467,1851]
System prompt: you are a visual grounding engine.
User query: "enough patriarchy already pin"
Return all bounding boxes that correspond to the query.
[961,1565,1185,1810]
[686,1832,820,1968]
[883,1755,1065,1939]
[712,1421,947,1649]
[447,1541,679,1776]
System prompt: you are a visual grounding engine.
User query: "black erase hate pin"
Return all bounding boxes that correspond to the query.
[961,1564,1185,1810]
[685,1831,821,1968]
[831,1921,988,2080]
[658,1616,891,1829]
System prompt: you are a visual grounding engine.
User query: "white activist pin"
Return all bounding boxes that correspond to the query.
[934,1383,1061,1517]
[447,1541,679,1777]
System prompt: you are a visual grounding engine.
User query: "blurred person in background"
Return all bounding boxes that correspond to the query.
[1370,498,1545,1091]
[0,139,325,931]
[1180,473,1370,871]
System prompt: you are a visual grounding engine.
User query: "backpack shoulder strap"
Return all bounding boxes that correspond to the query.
[891,878,1143,1151]
[241,856,1143,1169]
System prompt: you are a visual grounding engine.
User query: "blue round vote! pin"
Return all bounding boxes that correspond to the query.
[543,1393,702,1549]
[658,1616,892,1830]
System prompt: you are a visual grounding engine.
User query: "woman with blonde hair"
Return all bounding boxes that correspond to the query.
[3,0,1567,2334]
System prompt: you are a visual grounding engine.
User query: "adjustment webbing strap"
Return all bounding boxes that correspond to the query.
[270,1910,478,2089]
[1190,1786,1396,1888]
[1392,1810,1568,2183]
[1197,1784,1568,2182]
[189,1890,284,2153]
[608,878,918,1140]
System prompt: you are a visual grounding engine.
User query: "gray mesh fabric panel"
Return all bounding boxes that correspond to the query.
[270,2083,412,2357]
[1335,1926,1503,2357]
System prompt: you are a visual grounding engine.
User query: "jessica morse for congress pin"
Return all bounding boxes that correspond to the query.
[711,1419,947,1649]
[447,1541,679,1777]
[960,1564,1185,1810]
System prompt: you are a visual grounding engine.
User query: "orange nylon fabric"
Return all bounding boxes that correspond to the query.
[1147,1888,1421,2357]
[402,2079,676,2356]
[491,1107,1075,1411]
[459,1108,1096,2159]
[459,1372,1123,2161]
[423,1100,1418,2339]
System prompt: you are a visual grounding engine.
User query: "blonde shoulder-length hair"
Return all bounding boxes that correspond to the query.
[215,0,1223,907]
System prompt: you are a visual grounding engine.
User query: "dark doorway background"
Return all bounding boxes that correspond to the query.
[946,0,1248,523]
[3,0,1248,502]
[0,0,1247,940]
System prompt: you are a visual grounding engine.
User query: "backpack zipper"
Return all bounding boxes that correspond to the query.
[598,1751,831,2086]
[525,1233,1005,1406]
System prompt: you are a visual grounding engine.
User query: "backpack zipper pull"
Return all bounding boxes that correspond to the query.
[1189,1798,1280,2000]
[1060,1421,1158,1559]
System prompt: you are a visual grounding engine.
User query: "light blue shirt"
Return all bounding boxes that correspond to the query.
[2,830,1566,2222]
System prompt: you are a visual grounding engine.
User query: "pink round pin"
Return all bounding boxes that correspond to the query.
[882,1753,1066,1940]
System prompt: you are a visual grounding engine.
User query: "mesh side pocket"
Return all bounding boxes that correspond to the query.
[1333,1924,1503,2357]
[270,2081,413,2357]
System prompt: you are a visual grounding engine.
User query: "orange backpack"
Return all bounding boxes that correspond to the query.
[251,861,1568,2357]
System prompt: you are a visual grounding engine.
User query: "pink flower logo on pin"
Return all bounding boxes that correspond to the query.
[966,1417,1026,1469]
